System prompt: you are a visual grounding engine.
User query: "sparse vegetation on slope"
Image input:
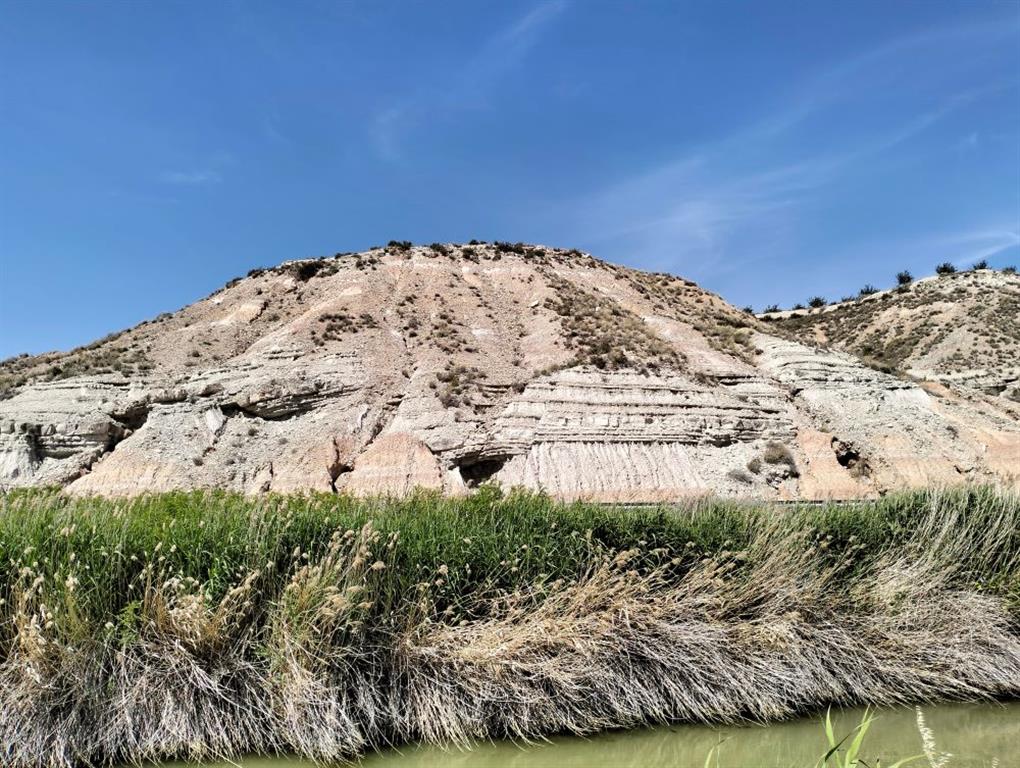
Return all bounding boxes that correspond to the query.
[4,243,1017,499]
[1,486,1018,767]
[765,269,1020,384]
[615,268,760,363]
[0,338,153,399]
[542,273,685,372]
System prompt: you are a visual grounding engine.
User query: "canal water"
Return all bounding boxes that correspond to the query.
[159,700,1019,767]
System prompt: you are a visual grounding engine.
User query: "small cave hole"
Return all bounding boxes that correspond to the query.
[113,405,150,432]
[328,461,353,494]
[456,455,509,488]
[832,438,870,478]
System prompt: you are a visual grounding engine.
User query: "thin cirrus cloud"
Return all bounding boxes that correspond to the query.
[370,0,569,160]
[564,15,1018,279]
[766,16,1019,135]
[157,170,223,185]
[828,227,1019,273]
[577,83,1010,275]
[947,230,1020,268]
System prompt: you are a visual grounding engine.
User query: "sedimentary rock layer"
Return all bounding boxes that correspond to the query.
[2,243,1017,499]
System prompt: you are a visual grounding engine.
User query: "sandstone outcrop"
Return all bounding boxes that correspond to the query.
[2,243,1017,499]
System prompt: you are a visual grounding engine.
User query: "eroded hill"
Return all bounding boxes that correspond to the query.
[2,243,1018,499]
[763,269,1020,405]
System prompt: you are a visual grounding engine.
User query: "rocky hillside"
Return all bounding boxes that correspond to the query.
[2,243,1018,499]
[762,269,1020,406]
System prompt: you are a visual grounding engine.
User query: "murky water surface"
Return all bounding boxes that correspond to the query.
[160,701,1019,767]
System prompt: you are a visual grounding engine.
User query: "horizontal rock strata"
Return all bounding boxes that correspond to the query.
[2,243,1017,499]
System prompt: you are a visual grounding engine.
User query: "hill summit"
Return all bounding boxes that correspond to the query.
[2,242,1018,499]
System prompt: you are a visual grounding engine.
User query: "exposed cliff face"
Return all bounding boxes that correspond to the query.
[2,244,1018,499]
[762,269,1020,408]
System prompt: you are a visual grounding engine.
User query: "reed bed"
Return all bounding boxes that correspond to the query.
[0,486,1018,767]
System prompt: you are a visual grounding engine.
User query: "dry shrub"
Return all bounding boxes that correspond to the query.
[265,524,395,759]
[1,489,1019,766]
[1,564,273,767]
[762,442,799,477]
[398,517,1020,745]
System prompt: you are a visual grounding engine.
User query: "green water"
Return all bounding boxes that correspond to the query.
[160,701,1018,767]
[159,701,1020,766]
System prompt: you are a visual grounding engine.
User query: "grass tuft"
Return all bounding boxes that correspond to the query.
[0,486,1018,766]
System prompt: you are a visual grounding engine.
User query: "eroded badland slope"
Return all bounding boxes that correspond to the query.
[2,244,1018,499]
[764,269,1020,404]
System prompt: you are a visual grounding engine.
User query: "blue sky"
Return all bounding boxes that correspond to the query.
[1,0,1018,358]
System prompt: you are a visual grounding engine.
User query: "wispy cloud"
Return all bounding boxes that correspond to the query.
[829,226,1020,274]
[561,16,1018,279]
[756,17,1020,140]
[575,156,835,272]
[158,170,223,185]
[948,229,1020,267]
[370,0,568,160]
[958,131,980,150]
[263,114,295,147]
[463,0,568,92]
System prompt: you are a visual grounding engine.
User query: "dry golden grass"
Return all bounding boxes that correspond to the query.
[0,487,1018,766]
